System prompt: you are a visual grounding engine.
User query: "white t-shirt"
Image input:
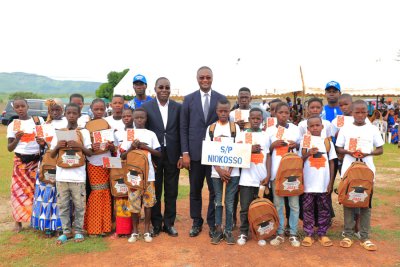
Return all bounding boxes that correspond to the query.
[7,117,45,155]
[298,119,333,138]
[50,128,92,183]
[300,137,337,193]
[238,131,270,187]
[205,122,241,178]
[86,130,119,166]
[336,123,384,178]
[266,124,301,181]
[49,117,68,130]
[105,115,126,133]
[78,114,90,128]
[331,116,371,137]
[42,118,68,144]
[120,129,160,182]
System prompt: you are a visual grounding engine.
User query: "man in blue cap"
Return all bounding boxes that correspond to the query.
[322,81,342,122]
[127,74,153,109]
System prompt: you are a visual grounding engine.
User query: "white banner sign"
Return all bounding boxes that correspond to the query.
[201,140,252,168]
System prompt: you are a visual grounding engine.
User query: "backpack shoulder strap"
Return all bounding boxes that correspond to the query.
[32,116,41,125]
[324,137,331,160]
[229,121,237,140]
[208,123,217,141]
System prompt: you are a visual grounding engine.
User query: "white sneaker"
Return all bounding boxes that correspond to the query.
[289,236,300,247]
[258,240,267,246]
[270,235,284,246]
[128,233,139,243]
[237,234,247,246]
[143,232,153,243]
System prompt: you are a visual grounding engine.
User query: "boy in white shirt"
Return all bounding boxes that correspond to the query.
[120,108,161,243]
[298,97,333,138]
[105,95,126,133]
[336,100,384,251]
[236,107,271,246]
[51,103,93,244]
[266,102,302,247]
[300,116,337,247]
[205,99,241,245]
[69,94,90,128]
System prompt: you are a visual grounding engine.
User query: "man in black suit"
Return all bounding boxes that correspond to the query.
[143,77,182,237]
[180,66,227,237]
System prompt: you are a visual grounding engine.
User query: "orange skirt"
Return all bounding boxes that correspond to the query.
[84,163,112,235]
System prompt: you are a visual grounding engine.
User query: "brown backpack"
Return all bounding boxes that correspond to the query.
[124,150,149,190]
[110,161,129,197]
[39,150,57,185]
[337,160,374,208]
[85,118,111,155]
[209,121,237,141]
[248,197,279,240]
[275,152,304,196]
[56,129,86,168]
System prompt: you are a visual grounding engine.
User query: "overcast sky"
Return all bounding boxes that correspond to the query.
[1,0,399,95]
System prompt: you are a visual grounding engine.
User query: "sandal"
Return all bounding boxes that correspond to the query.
[318,236,333,247]
[301,236,314,247]
[360,240,377,251]
[340,237,353,248]
[289,236,300,247]
[56,234,69,245]
[270,235,284,246]
[74,233,85,243]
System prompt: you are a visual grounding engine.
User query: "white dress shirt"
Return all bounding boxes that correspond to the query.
[157,98,169,146]
[200,89,212,112]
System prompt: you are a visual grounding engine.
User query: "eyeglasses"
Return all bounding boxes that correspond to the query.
[157,86,170,90]
[198,76,212,80]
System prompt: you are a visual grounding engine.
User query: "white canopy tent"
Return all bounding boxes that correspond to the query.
[113,69,135,96]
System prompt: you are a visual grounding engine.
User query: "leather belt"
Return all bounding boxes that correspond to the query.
[91,183,110,190]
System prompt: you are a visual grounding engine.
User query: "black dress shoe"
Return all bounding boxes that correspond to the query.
[152,225,162,237]
[163,226,178,237]
[189,226,202,237]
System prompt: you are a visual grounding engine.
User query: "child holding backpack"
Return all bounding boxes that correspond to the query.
[205,99,241,245]
[266,102,302,247]
[237,107,271,246]
[51,103,93,244]
[300,116,337,247]
[84,99,116,236]
[31,98,66,237]
[120,107,161,243]
[7,97,45,232]
[336,100,384,251]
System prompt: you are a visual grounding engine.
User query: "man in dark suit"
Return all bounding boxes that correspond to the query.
[143,77,182,237]
[180,66,227,237]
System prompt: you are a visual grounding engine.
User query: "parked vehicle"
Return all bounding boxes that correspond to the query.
[1,99,48,125]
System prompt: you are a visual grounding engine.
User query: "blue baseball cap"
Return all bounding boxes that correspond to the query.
[325,81,341,91]
[133,74,147,84]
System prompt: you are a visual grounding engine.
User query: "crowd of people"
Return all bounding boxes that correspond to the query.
[6,67,390,253]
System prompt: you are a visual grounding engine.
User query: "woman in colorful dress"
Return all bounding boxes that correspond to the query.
[31,99,67,237]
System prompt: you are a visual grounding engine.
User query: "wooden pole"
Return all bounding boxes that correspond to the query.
[222,181,226,207]
[300,65,307,118]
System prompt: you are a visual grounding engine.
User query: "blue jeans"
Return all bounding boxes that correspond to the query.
[272,180,299,235]
[212,176,239,233]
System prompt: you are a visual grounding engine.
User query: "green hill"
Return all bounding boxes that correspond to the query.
[0,72,101,95]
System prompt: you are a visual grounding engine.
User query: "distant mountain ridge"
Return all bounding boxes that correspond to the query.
[0,72,101,94]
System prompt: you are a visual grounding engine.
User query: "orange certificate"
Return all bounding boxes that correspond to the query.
[35,125,44,138]
[127,129,135,142]
[20,133,35,143]
[13,120,21,132]
[309,154,326,169]
[267,117,275,128]
[235,109,241,121]
[102,157,111,168]
[251,153,264,164]
[275,145,289,157]
[276,126,285,140]
[245,132,252,144]
[93,131,102,143]
[302,134,312,149]
[349,138,358,152]
[337,115,345,128]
